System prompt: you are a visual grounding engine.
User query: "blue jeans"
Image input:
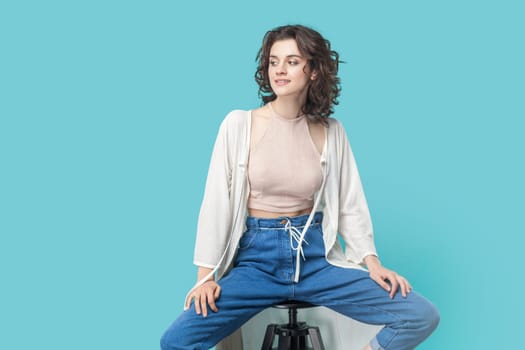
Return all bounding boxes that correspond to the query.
[161,212,439,350]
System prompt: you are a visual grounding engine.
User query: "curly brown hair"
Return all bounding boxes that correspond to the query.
[255,24,341,125]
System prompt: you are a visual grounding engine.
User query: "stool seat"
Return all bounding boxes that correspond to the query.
[271,301,315,309]
[261,300,325,350]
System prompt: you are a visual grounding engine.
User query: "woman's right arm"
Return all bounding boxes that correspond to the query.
[193,114,234,269]
[184,266,222,317]
[185,111,242,313]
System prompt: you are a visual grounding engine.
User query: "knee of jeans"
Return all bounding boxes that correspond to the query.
[161,324,202,350]
[160,328,185,350]
[160,330,171,350]
[417,299,440,334]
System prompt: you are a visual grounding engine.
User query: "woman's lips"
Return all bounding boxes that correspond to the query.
[274,79,290,86]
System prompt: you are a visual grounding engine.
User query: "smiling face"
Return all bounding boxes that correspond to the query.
[268,39,315,101]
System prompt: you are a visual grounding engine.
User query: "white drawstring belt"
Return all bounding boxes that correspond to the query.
[284,220,309,261]
[282,212,317,282]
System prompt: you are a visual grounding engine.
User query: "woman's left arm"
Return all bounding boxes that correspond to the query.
[335,120,412,298]
[364,255,412,298]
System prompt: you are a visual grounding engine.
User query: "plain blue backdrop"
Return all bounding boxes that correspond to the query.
[1,1,523,349]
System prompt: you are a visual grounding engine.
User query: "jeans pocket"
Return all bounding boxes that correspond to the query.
[238,229,259,250]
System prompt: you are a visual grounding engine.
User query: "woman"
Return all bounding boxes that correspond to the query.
[161,24,439,350]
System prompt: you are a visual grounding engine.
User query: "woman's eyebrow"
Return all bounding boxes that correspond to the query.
[269,54,304,59]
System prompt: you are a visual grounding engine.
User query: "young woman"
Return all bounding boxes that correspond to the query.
[161,24,439,350]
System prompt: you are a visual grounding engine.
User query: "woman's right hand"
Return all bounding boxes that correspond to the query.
[186,280,221,317]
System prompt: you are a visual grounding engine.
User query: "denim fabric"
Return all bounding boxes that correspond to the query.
[161,212,439,350]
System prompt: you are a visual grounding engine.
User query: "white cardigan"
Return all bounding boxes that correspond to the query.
[186,110,382,349]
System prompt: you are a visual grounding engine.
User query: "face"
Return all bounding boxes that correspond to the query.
[268,39,315,100]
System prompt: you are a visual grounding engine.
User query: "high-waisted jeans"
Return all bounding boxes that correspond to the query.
[161,212,439,350]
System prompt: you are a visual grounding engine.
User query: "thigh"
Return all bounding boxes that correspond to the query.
[161,265,285,349]
[296,264,436,327]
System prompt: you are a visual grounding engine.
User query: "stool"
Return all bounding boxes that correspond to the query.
[261,300,325,350]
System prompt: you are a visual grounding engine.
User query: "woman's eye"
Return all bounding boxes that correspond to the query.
[270,61,278,66]
[289,60,299,65]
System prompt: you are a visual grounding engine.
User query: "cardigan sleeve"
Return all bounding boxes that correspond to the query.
[193,113,234,268]
[335,120,378,265]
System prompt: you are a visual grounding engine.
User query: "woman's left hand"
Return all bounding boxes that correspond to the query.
[364,255,412,299]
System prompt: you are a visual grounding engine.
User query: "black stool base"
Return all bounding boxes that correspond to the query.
[261,316,325,350]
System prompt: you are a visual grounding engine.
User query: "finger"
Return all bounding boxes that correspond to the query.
[406,279,413,292]
[200,294,208,317]
[194,293,201,315]
[371,274,391,292]
[184,295,191,310]
[398,277,408,298]
[207,289,218,313]
[388,275,399,299]
[401,277,412,295]
[214,285,222,299]
[396,275,408,298]
[403,278,412,296]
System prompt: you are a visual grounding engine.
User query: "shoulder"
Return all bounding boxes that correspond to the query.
[326,117,346,138]
[212,110,251,148]
[326,117,341,127]
[221,109,250,128]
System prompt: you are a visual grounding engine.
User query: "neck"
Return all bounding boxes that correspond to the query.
[270,96,305,120]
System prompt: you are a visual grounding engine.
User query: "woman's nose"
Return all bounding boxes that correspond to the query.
[276,63,287,75]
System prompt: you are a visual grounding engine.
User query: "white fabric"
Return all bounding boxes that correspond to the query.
[184,109,381,349]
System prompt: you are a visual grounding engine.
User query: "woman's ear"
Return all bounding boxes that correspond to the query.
[310,71,318,80]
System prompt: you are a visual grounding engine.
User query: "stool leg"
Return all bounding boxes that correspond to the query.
[277,332,291,350]
[297,333,306,350]
[261,324,278,350]
[308,327,325,350]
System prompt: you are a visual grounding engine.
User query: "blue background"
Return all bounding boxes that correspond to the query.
[1,1,523,349]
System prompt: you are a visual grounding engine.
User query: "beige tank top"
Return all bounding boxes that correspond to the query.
[247,110,323,213]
